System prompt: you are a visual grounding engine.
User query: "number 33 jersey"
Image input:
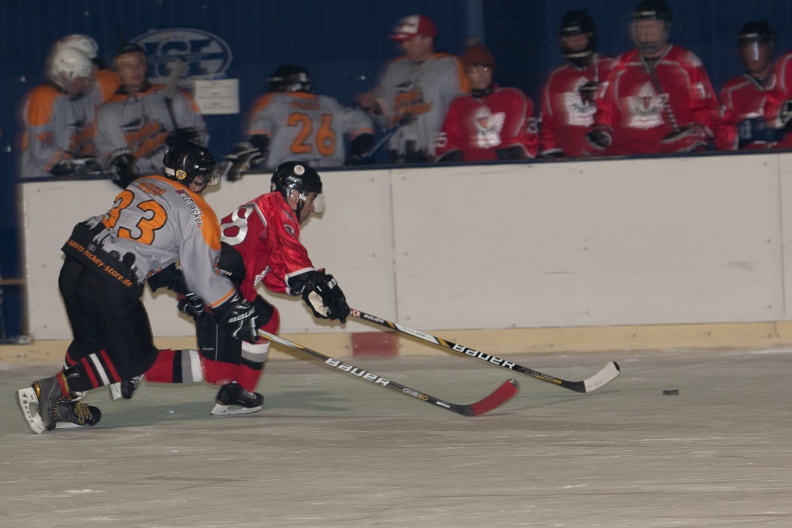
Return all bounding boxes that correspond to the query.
[62,174,235,308]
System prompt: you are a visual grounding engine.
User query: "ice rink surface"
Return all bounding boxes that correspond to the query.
[1,346,790,527]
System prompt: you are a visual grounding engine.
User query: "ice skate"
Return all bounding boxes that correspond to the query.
[16,374,67,433]
[211,382,263,416]
[54,399,102,429]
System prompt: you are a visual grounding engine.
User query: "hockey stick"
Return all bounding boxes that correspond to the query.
[163,57,188,129]
[355,113,414,164]
[258,329,519,416]
[350,309,621,394]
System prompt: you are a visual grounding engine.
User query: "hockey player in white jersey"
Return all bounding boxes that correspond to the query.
[220,64,375,181]
[15,143,258,434]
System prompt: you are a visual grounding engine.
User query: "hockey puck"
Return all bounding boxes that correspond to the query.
[662,389,679,396]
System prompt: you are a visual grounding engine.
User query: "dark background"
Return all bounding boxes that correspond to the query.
[2,0,792,338]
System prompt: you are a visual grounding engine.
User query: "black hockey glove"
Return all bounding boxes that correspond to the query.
[166,127,202,148]
[215,293,259,344]
[147,263,188,293]
[495,145,528,160]
[779,99,792,131]
[177,292,206,318]
[50,157,103,177]
[586,125,613,150]
[737,117,785,148]
[108,149,140,188]
[289,270,350,323]
[218,135,269,182]
[345,133,376,165]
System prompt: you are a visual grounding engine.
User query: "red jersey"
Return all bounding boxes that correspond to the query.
[540,55,615,157]
[595,45,720,155]
[219,192,315,302]
[435,85,538,161]
[717,73,776,150]
[764,51,792,148]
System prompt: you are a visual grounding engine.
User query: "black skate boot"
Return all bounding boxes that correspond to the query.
[121,375,144,399]
[211,382,263,416]
[16,369,100,434]
[55,400,102,429]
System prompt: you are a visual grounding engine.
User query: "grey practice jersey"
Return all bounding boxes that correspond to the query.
[374,53,468,159]
[20,83,103,178]
[246,92,374,169]
[95,84,208,174]
[63,174,234,308]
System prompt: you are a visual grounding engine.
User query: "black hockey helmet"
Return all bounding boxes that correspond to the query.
[163,141,217,190]
[559,10,598,59]
[738,20,776,45]
[268,64,312,93]
[271,161,325,218]
[632,0,672,23]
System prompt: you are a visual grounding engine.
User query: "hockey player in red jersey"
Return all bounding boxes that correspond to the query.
[539,10,615,158]
[16,143,259,434]
[587,0,720,155]
[125,161,350,415]
[435,42,537,162]
[717,21,783,150]
[762,30,792,148]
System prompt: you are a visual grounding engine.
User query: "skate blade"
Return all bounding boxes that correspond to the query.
[108,383,122,401]
[16,387,47,434]
[210,403,262,416]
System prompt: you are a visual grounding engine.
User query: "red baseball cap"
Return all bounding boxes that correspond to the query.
[389,14,438,42]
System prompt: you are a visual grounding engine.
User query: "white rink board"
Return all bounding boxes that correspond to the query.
[20,153,792,339]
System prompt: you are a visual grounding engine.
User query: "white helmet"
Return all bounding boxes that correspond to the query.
[48,47,94,90]
[55,33,99,60]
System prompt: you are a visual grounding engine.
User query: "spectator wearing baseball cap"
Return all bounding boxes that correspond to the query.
[436,42,538,162]
[356,14,468,163]
[389,14,438,42]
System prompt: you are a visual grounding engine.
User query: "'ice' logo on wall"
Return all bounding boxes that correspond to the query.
[132,28,233,84]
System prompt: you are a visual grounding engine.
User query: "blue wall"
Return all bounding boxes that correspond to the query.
[2,0,792,338]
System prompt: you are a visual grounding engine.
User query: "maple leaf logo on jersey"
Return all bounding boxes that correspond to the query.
[626,83,664,130]
[562,78,596,127]
[471,105,505,148]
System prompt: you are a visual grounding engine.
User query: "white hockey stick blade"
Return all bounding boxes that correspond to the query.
[582,362,621,393]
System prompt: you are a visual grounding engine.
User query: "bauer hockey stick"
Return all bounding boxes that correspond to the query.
[258,329,519,416]
[350,309,621,394]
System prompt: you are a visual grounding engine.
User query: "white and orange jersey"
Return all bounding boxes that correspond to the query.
[219,191,315,302]
[63,174,234,307]
[19,83,103,178]
[95,83,208,173]
[246,91,373,169]
[374,52,469,160]
[95,69,122,103]
[540,55,615,157]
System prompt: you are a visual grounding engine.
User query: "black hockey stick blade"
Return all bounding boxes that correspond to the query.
[258,329,519,417]
[350,308,621,394]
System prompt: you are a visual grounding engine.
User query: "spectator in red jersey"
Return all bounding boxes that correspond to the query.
[717,21,783,150]
[587,0,720,155]
[762,29,792,148]
[539,10,615,158]
[435,42,537,162]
